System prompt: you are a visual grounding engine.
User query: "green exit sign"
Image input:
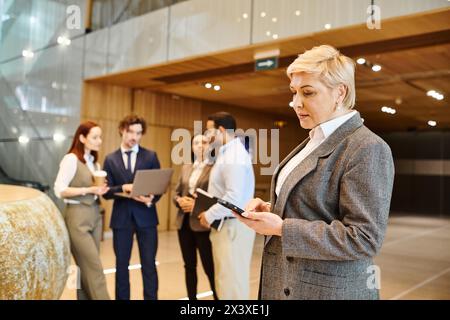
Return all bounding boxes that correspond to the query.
[255,57,278,71]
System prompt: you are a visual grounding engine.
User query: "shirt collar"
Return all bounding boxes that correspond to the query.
[193,158,209,167]
[84,153,94,163]
[218,137,239,155]
[121,144,139,154]
[310,110,357,141]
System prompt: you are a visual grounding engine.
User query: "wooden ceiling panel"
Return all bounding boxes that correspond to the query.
[410,75,450,95]
[86,8,450,132]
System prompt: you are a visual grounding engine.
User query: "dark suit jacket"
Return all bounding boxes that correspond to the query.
[173,163,213,231]
[103,146,161,229]
[260,112,395,300]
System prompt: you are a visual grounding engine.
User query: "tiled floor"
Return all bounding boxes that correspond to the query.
[60,214,450,300]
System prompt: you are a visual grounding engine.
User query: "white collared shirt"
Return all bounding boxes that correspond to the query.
[54,153,98,203]
[188,159,210,195]
[275,111,357,196]
[205,138,255,224]
[121,144,139,173]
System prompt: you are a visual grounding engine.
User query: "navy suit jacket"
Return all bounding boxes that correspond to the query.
[103,146,161,229]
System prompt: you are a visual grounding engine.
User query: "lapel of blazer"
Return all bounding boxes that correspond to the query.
[182,164,195,195]
[195,164,212,191]
[265,112,363,246]
[269,138,310,210]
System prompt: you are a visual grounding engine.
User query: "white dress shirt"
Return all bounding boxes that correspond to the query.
[120,144,153,208]
[188,159,210,195]
[275,111,357,196]
[205,138,255,224]
[121,144,139,173]
[54,153,99,203]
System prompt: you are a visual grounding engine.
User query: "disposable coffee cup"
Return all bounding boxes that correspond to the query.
[93,170,107,186]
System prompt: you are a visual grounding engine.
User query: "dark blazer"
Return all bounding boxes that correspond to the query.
[260,112,395,300]
[103,146,161,229]
[173,163,213,232]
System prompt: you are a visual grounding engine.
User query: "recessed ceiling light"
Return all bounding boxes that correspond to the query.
[324,23,331,30]
[427,90,445,100]
[53,133,66,142]
[272,34,278,39]
[428,120,437,127]
[260,12,266,18]
[57,36,71,46]
[272,17,277,22]
[22,49,34,58]
[205,83,212,89]
[381,106,396,114]
[18,135,30,144]
[266,31,271,36]
[356,58,366,65]
[242,13,248,19]
[372,64,382,72]
[295,10,301,16]
[213,85,221,91]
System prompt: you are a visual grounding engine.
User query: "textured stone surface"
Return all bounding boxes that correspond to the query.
[0,185,70,299]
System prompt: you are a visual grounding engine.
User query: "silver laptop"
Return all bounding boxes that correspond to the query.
[115,168,174,198]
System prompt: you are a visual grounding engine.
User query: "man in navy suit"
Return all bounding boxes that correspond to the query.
[103,115,161,300]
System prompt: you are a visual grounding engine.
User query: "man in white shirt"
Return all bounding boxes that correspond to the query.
[198,112,256,300]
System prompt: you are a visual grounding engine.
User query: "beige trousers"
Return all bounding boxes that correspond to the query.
[209,218,255,299]
[65,203,110,300]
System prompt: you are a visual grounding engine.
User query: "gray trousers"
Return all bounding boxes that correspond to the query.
[65,203,110,300]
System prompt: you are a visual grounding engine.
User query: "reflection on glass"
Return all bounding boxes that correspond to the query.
[91,0,189,30]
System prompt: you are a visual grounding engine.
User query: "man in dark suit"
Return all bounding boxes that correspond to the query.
[103,115,161,300]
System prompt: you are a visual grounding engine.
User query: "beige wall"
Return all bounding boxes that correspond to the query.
[81,83,305,231]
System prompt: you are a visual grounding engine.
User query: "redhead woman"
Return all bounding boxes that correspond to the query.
[54,121,110,300]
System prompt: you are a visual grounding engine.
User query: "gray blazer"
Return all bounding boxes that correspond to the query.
[260,112,394,300]
[173,163,213,232]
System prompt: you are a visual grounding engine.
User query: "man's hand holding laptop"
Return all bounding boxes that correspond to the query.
[122,183,154,206]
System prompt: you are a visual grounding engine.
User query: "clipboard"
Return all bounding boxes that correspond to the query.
[193,188,246,231]
[191,189,223,230]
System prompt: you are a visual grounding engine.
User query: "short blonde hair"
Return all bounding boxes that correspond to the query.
[287,45,356,110]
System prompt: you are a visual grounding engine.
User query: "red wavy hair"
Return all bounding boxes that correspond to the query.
[67,121,100,163]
